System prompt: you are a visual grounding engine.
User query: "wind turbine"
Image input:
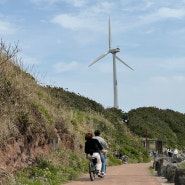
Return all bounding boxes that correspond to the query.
[88,18,134,109]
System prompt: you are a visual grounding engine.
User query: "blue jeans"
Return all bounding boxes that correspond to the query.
[100,153,106,173]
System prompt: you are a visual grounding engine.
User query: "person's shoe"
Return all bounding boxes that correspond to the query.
[98,172,103,178]
[100,172,105,177]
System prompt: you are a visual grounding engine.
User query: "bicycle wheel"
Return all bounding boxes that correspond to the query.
[89,161,96,181]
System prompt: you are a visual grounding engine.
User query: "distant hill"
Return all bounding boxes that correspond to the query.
[127,107,185,148]
[1,40,185,184]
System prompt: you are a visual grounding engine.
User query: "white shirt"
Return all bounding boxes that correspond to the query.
[93,136,108,149]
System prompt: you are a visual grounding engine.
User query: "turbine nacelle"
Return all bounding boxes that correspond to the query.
[109,48,120,54]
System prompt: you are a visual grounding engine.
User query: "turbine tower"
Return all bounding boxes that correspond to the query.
[88,18,134,109]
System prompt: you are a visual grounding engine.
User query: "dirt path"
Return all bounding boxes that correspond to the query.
[63,162,172,185]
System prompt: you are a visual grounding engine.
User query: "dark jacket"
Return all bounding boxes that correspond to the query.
[85,138,103,155]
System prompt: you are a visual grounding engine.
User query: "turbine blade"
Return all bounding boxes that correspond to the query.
[88,52,109,67]
[109,17,112,49]
[116,56,134,71]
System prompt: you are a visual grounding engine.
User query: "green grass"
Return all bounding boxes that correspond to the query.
[13,154,83,185]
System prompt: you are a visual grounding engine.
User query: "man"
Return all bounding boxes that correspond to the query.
[93,130,108,176]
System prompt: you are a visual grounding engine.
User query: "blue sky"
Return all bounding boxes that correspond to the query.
[1,0,185,113]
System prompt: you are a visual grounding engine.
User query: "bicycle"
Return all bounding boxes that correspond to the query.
[88,156,102,181]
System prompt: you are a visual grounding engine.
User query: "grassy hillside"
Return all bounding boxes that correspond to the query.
[0,41,148,184]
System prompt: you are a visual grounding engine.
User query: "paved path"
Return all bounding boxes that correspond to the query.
[63,162,173,185]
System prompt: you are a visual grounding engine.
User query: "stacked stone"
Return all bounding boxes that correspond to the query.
[153,151,185,184]
[174,168,185,185]
[165,163,177,183]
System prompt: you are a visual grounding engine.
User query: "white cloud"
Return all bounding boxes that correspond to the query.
[62,0,87,7]
[157,7,185,19]
[0,21,16,35]
[53,61,79,73]
[158,58,185,71]
[173,75,185,82]
[51,14,87,30]
[30,0,59,4]
[140,7,185,24]
[87,1,114,15]
[31,0,87,7]
[151,74,185,85]
[51,2,114,30]
[51,14,105,31]
[22,55,41,65]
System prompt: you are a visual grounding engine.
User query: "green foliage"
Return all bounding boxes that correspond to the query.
[127,107,185,148]
[15,167,67,185]
[177,161,185,169]
[14,154,83,185]
[107,153,122,166]
[33,102,54,124]
[16,111,29,134]
[45,86,105,113]
[104,107,125,123]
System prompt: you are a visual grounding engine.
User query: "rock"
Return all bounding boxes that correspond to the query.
[174,168,185,185]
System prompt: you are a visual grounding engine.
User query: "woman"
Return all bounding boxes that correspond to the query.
[85,133,103,177]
